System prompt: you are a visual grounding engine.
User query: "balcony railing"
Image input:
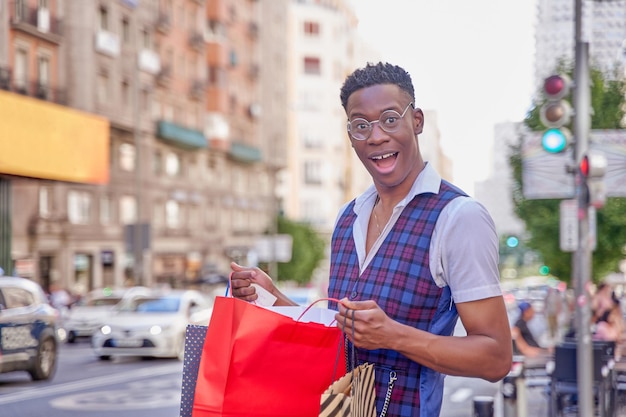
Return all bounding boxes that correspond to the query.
[11,5,63,38]
[0,68,66,105]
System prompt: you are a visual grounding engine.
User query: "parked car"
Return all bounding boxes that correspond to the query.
[92,289,213,361]
[63,286,150,343]
[0,276,58,380]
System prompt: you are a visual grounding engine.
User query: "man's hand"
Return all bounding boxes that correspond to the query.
[335,298,394,350]
[229,262,274,302]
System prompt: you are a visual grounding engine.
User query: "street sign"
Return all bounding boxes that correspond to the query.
[255,234,293,262]
[559,200,577,252]
[559,199,596,252]
[522,130,626,199]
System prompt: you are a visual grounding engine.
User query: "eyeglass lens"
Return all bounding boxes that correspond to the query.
[348,103,412,140]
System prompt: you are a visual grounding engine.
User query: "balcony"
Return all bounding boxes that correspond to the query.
[156,121,207,150]
[228,142,262,163]
[10,5,63,43]
[95,30,121,57]
[188,32,204,52]
[156,65,172,87]
[0,68,67,105]
[189,80,206,101]
[156,13,171,34]
[138,49,161,75]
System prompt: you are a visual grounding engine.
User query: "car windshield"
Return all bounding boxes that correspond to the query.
[87,298,122,307]
[122,296,181,313]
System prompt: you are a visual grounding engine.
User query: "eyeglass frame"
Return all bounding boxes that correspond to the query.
[346,102,415,141]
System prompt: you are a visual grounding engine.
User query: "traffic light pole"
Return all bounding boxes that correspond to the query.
[573,0,594,414]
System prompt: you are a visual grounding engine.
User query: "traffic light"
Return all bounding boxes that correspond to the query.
[580,151,608,208]
[505,236,519,248]
[539,74,572,153]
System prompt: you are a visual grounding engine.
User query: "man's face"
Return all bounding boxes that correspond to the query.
[345,84,424,191]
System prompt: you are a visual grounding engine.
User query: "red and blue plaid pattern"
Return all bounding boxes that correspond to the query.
[328,180,466,417]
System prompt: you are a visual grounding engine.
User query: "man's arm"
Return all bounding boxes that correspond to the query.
[337,295,512,382]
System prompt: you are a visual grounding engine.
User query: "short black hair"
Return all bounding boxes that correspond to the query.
[340,62,415,110]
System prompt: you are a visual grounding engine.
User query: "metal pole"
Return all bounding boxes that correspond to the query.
[133,23,143,287]
[573,0,594,415]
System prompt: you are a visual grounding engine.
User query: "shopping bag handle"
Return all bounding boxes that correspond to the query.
[296,297,341,322]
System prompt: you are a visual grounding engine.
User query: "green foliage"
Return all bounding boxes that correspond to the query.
[270,216,326,285]
[512,64,626,284]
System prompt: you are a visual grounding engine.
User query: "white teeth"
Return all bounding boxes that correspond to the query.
[372,152,396,160]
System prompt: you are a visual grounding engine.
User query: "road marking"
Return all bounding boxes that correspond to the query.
[0,362,182,405]
[449,387,473,403]
[50,389,180,410]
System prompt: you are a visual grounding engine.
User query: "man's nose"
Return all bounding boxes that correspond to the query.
[368,121,388,141]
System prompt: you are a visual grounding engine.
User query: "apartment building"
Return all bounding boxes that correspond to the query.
[2,0,276,296]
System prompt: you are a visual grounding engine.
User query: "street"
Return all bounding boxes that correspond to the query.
[0,337,518,417]
[0,318,549,417]
[0,342,184,417]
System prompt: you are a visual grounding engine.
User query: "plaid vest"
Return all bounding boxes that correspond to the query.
[328,180,466,417]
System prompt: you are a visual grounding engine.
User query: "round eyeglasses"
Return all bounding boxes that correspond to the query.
[347,102,414,141]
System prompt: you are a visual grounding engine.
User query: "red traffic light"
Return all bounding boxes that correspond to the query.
[580,151,607,178]
[543,74,570,100]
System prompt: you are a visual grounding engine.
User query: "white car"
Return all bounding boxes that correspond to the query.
[63,287,150,343]
[92,289,213,361]
[0,276,59,380]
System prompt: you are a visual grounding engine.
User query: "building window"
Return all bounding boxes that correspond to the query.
[141,28,150,49]
[37,55,50,88]
[304,21,319,36]
[100,195,113,225]
[122,18,130,43]
[119,195,136,224]
[304,160,323,184]
[15,49,28,91]
[99,7,109,31]
[39,186,51,218]
[165,200,180,228]
[15,0,26,21]
[303,57,321,75]
[119,143,135,172]
[68,190,92,225]
[121,80,130,109]
[153,150,163,175]
[97,73,109,103]
[229,50,238,67]
[165,152,181,177]
[189,204,200,229]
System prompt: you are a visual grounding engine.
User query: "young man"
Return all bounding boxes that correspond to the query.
[230,62,511,416]
[512,301,552,358]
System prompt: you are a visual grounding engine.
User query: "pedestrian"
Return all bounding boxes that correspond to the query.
[230,62,512,416]
[511,301,552,358]
[591,282,615,324]
[544,286,562,344]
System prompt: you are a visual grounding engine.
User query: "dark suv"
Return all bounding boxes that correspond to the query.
[0,276,58,380]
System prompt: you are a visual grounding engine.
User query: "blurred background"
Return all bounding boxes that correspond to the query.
[1,0,626,319]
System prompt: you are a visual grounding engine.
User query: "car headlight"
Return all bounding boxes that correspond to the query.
[100,325,112,335]
[150,325,162,335]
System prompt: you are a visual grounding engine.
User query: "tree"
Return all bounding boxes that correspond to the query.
[511,64,626,283]
[259,216,326,285]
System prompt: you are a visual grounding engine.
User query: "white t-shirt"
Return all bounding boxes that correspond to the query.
[336,163,502,304]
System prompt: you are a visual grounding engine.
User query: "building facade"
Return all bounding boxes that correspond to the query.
[4,0,278,296]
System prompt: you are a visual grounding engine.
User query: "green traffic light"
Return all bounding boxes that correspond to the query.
[506,236,519,248]
[539,265,550,276]
[541,128,568,153]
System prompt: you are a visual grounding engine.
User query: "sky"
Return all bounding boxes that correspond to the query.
[348,0,538,194]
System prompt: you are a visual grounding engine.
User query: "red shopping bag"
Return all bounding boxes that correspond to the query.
[192,296,346,417]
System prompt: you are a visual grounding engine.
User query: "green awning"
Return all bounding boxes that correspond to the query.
[228,141,262,163]
[156,121,207,149]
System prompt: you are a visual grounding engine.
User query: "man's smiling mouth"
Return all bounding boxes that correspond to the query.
[371,152,398,161]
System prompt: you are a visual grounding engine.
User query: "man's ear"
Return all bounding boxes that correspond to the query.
[414,108,424,136]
